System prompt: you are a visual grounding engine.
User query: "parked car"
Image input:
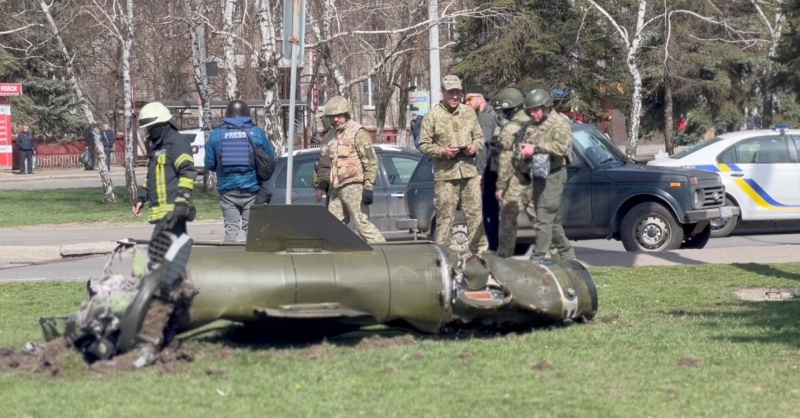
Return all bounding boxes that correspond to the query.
[183,129,206,175]
[265,144,422,240]
[648,127,800,237]
[399,123,734,253]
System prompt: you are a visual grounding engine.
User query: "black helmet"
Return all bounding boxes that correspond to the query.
[225,100,250,117]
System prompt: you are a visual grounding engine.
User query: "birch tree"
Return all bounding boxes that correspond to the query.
[750,0,785,127]
[40,0,117,204]
[222,0,239,100]
[184,0,215,191]
[254,0,286,153]
[86,0,139,203]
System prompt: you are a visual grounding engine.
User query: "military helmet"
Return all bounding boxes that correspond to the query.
[324,96,350,116]
[225,100,250,117]
[138,102,172,128]
[321,115,333,132]
[491,88,524,110]
[524,89,554,109]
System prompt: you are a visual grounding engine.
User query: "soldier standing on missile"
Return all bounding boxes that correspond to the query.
[318,96,385,243]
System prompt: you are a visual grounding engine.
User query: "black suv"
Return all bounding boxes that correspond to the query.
[399,123,735,253]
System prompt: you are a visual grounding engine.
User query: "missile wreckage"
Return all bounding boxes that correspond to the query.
[37,205,599,367]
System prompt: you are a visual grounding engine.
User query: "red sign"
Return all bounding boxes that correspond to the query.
[0,83,22,96]
[0,103,11,169]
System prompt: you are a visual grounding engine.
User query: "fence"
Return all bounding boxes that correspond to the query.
[10,138,126,170]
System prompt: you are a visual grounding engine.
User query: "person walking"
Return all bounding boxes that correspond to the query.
[16,125,35,174]
[133,102,198,241]
[521,89,576,262]
[465,85,500,252]
[319,96,385,243]
[492,88,535,258]
[418,75,488,255]
[101,124,116,172]
[205,100,275,242]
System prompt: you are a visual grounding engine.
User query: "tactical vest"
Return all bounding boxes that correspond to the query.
[328,121,365,188]
[219,126,254,174]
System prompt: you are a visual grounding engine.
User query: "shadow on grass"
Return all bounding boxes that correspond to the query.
[734,262,800,282]
[575,246,706,267]
[663,299,800,348]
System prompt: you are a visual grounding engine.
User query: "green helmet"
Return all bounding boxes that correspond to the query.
[491,88,524,110]
[523,89,554,109]
[324,96,350,116]
[321,115,332,132]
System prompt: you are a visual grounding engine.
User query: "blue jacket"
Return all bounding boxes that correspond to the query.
[206,117,275,194]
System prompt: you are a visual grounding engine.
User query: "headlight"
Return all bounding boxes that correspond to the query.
[693,190,703,209]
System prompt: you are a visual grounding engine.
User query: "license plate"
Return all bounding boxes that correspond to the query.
[719,206,733,218]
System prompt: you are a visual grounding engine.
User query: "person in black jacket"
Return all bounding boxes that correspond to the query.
[16,126,35,174]
[133,102,197,241]
[101,124,116,172]
[83,125,96,170]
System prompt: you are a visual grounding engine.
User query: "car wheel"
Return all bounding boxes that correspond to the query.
[680,224,711,249]
[709,198,739,238]
[620,202,683,252]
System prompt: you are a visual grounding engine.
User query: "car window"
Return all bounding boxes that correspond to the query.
[717,146,737,164]
[571,127,627,166]
[671,137,724,159]
[735,136,788,164]
[274,157,316,189]
[409,156,434,184]
[381,155,418,186]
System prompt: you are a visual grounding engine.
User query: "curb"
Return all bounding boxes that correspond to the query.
[0,241,119,261]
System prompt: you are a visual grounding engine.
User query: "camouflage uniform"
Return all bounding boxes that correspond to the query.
[418,76,488,254]
[322,119,385,244]
[495,110,534,257]
[525,109,575,260]
[312,118,337,208]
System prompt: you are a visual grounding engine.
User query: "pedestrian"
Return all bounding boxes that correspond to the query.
[746,108,761,130]
[132,102,198,241]
[101,124,116,172]
[492,87,535,258]
[465,85,500,252]
[205,100,275,242]
[313,115,337,208]
[521,89,576,262]
[418,75,488,255]
[83,125,96,170]
[319,96,385,243]
[16,125,35,174]
[410,113,422,149]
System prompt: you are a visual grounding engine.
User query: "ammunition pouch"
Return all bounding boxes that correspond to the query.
[531,152,551,179]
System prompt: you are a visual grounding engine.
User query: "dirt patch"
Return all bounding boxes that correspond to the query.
[734,287,798,302]
[532,360,552,371]
[677,357,701,367]
[601,313,620,324]
[410,352,424,361]
[0,338,70,376]
[353,334,417,350]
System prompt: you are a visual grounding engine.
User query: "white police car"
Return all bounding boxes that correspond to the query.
[648,125,800,237]
[181,129,206,174]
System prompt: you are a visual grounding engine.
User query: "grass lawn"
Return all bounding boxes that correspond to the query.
[2,263,800,417]
[0,187,222,228]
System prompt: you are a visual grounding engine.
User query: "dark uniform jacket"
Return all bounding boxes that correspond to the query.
[137,126,197,223]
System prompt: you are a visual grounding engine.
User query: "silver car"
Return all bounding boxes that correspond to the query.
[264,144,422,240]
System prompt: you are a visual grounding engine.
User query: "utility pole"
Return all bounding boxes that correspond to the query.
[428,0,440,105]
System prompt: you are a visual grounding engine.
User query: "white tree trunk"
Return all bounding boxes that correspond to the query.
[40,0,116,204]
[625,0,647,158]
[223,0,239,101]
[186,0,216,191]
[254,0,286,153]
[122,0,138,203]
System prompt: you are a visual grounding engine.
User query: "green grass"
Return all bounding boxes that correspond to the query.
[2,264,800,417]
[0,187,222,227]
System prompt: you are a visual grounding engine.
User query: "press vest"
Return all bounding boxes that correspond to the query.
[219,126,254,173]
[328,121,365,188]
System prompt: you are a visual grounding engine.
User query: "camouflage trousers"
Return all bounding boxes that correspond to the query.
[498,177,535,257]
[329,183,386,244]
[532,167,575,260]
[433,177,488,254]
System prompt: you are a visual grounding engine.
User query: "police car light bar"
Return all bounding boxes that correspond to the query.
[774,124,790,131]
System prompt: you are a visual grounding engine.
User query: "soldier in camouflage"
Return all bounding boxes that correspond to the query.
[522,89,576,261]
[492,88,535,258]
[312,115,336,208]
[418,75,488,254]
[317,96,385,243]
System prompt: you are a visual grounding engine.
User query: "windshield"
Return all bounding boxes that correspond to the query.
[670,137,724,159]
[572,127,629,166]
